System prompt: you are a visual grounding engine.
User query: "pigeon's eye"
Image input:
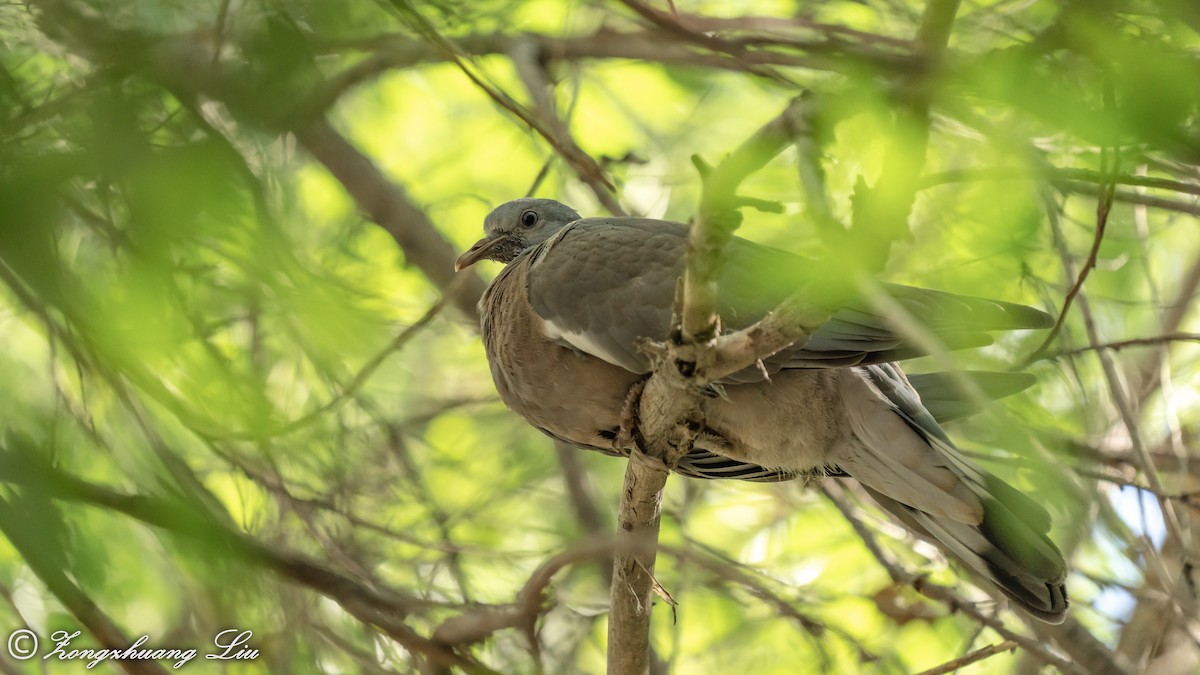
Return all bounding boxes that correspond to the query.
[520,210,538,228]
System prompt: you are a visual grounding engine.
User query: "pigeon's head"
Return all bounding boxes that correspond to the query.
[455,199,581,271]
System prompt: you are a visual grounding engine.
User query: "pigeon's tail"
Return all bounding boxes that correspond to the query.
[839,364,1068,622]
[862,480,1069,623]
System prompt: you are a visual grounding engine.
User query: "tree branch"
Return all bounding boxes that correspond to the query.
[605,96,834,674]
[608,2,963,671]
[1020,159,1116,366]
[683,95,823,341]
[1032,333,1200,363]
[383,0,624,215]
[314,27,915,109]
[921,166,1200,197]
[509,40,625,215]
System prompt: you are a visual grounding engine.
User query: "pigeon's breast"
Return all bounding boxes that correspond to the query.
[481,259,642,451]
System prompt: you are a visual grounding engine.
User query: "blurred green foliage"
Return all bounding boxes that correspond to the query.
[0,0,1198,673]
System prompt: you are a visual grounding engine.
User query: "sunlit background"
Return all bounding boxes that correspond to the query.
[0,0,1197,673]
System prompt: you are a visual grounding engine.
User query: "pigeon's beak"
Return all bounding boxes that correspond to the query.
[455,235,507,272]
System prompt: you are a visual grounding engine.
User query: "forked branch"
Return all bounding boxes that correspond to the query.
[606,2,961,672]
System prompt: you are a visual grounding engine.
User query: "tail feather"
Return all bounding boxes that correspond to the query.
[842,363,1068,622]
[862,485,1068,623]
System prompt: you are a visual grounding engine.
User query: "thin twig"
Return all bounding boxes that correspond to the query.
[617,0,793,84]
[913,640,1017,675]
[1032,333,1200,363]
[510,39,625,215]
[384,0,623,215]
[1020,156,1116,366]
[921,166,1200,197]
[922,164,1200,215]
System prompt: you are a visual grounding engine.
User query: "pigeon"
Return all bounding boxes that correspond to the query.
[455,198,1067,622]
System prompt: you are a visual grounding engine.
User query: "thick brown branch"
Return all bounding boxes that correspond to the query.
[609,3,963,671]
[607,95,831,675]
[607,381,694,675]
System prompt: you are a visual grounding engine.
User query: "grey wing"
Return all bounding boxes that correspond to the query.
[718,239,1052,380]
[527,218,687,373]
[527,218,1051,380]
